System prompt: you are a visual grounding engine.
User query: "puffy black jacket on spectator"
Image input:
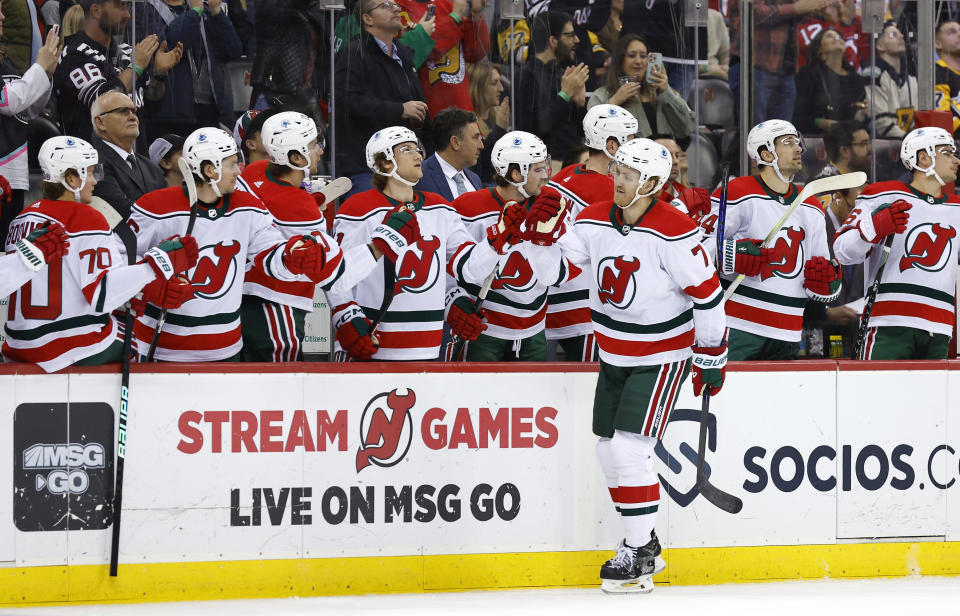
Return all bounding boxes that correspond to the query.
[515,57,585,161]
[333,30,433,178]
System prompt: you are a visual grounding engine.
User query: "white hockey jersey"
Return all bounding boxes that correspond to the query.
[328,189,499,361]
[700,175,831,342]
[129,186,300,361]
[0,250,49,299]
[545,163,613,339]
[451,187,578,341]
[553,199,726,367]
[241,165,376,310]
[3,199,154,372]
[834,180,960,337]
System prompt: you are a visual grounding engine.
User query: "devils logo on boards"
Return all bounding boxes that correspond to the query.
[493,251,536,293]
[192,241,241,300]
[597,256,640,308]
[395,237,441,294]
[899,223,957,273]
[760,227,805,280]
[356,389,415,472]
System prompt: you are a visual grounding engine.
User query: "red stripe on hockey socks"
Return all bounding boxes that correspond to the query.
[618,483,659,548]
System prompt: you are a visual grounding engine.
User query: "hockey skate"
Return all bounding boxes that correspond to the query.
[600,531,666,594]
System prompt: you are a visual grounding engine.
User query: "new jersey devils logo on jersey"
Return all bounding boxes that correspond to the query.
[597,256,640,308]
[191,241,241,300]
[760,227,805,280]
[395,236,441,294]
[899,223,957,273]
[493,250,536,292]
[356,388,415,472]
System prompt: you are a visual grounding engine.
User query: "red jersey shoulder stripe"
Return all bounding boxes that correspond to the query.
[577,200,615,223]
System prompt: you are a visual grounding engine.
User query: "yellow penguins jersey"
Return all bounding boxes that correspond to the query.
[328,189,499,361]
[834,180,960,337]
[700,175,831,342]
[241,165,376,310]
[545,163,614,339]
[129,186,300,362]
[451,187,578,340]
[555,199,725,367]
[3,199,153,372]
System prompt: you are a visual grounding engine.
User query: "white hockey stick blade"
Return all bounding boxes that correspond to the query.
[723,171,866,301]
[178,158,198,206]
[319,176,353,203]
[88,196,123,229]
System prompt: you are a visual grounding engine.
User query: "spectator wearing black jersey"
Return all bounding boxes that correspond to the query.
[53,0,182,141]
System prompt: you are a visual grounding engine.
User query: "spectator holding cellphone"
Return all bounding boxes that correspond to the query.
[586,34,695,144]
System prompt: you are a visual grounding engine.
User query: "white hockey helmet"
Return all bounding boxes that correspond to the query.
[583,104,638,158]
[491,131,550,198]
[38,136,101,202]
[610,138,673,207]
[746,119,804,183]
[262,111,320,174]
[900,127,956,186]
[182,127,239,197]
[366,126,423,187]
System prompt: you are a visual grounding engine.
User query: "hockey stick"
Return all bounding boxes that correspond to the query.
[723,172,867,301]
[109,306,133,576]
[851,233,895,360]
[695,387,743,514]
[146,159,198,361]
[449,264,499,361]
[715,162,731,262]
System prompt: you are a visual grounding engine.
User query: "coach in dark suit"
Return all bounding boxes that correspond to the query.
[415,107,484,202]
[90,91,166,221]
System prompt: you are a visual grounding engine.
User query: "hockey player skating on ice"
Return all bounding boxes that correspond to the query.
[328,127,503,361]
[529,138,727,592]
[0,222,69,298]
[834,127,960,359]
[700,120,842,360]
[451,131,574,360]
[544,104,636,360]
[3,137,197,371]
[239,111,405,361]
[128,127,334,361]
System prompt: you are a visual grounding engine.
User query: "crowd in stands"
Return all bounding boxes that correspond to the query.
[1,0,960,367]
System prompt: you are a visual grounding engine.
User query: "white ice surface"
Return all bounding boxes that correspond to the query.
[6,576,960,616]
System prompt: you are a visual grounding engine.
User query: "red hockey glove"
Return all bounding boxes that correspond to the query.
[803,256,841,302]
[371,205,420,263]
[143,235,199,280]
[487,200,526,253]
[334,303,379,360]
[677,187,711,220]
[525,188,567,246]
[0,174,11,205]
[720,238,771,277]
[862,199,912,243]
[142,274,194,310]
[283,233,333,282]
[447,296,487,341]
[25,222,70,262]
[691,340,728,396]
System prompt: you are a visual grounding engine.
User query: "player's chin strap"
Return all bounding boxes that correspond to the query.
[763,155,794,185]
[375,166,418,187]
[509,177,532,199]
[918,149,947,186]
[60,178,84,203]
[617,179,659,210]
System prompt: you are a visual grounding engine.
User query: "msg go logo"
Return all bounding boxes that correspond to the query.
[22,443,105,495]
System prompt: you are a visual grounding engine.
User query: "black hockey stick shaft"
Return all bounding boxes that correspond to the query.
[695,387,743,514]
[346,259,395,362]
[110,292,136,576]
[851,233,895,360]
[716,162,730,260]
